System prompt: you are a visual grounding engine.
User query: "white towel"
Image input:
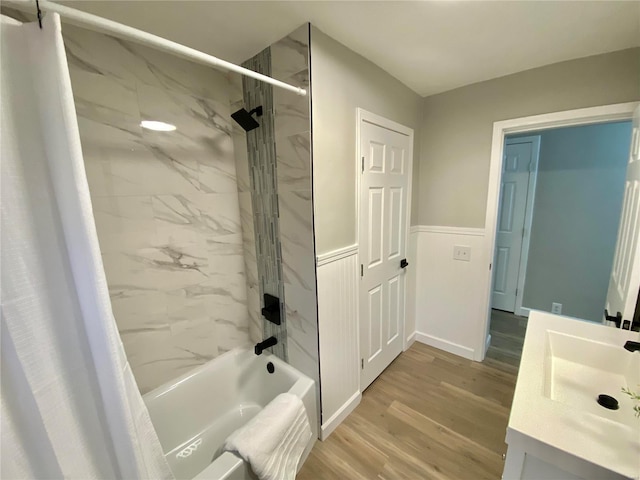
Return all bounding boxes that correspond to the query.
[223,393,312,480]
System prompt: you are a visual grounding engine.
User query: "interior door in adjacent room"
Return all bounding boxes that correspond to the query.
[491,136,540,315]
[606,106,640,327]
[358,111,413,391]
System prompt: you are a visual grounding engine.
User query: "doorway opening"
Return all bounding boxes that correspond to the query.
[480,103,639,366]
[491,135,541,318]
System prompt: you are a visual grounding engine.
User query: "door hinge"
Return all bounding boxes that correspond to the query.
[361,358,364,370]
[361,156,365,173]
[360,264,364,277]
[489,263,492,271]
[515,287,518,297]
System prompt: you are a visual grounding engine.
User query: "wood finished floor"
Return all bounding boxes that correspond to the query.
[297,342,518,479]
[485,309,528,368]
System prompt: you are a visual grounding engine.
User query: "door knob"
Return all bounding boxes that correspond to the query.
[400,258,409,269]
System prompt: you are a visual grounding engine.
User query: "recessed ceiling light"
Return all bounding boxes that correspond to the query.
[140,120,177,132]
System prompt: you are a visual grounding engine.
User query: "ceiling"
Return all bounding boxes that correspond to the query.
[60,1,640,97]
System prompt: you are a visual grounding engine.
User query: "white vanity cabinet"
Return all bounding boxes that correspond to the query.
[503,429,631,480]
[502,311,640,480]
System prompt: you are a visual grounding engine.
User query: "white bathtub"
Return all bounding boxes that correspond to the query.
[144,348,318,480]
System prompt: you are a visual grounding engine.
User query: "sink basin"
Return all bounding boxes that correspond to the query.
[507,311,640,479]
[543,330,640,421]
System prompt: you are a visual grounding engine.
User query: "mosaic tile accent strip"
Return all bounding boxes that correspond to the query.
[237,25,319,396]
[242,47,288,360]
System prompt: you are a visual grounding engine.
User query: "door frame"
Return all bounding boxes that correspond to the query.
[494,135,541,318]
[355,108,414,389]
[478,102,638,361]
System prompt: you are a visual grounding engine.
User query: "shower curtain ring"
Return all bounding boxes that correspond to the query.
[36,0,43,29]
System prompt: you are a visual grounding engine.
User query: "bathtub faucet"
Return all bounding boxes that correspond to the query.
[254,336,278,355]
[624,341,640,352]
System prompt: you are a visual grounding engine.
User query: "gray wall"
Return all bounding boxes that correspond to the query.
[520,122,632,322]
[310,27,422,255]
[418,48,640,228]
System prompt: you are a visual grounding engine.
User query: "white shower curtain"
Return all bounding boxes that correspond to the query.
[0,13,173,480]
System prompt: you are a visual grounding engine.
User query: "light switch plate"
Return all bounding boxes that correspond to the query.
[453,245,471,261]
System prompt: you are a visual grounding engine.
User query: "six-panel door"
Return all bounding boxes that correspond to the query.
[359,120,411,391]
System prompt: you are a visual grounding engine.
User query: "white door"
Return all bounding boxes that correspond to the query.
[492,137,539,313]
[606,107,640,326]
[359,115,412,391]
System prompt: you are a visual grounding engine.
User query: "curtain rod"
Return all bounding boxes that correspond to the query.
[7,0,308,96]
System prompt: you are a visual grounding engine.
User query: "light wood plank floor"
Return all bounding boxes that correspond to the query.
[486,309,528,367]
[298,342,518,479]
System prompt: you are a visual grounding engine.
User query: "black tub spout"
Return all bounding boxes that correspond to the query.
[255,336,277,355]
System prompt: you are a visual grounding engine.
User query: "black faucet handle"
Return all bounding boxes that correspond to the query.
[623,341,640,352]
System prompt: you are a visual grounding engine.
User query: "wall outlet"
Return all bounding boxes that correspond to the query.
[453,245,471,262]
[551,302,562,315]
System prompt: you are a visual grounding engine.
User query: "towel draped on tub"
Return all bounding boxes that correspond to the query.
[223,393,312,480]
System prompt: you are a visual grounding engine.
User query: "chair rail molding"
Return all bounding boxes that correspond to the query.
[316,244,358,266]
[410,225,486,236]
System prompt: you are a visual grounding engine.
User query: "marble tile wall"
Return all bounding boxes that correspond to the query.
[271,25,320,407]
[62,24,251,393]
[236,24,319,410]
[229,75,263,345]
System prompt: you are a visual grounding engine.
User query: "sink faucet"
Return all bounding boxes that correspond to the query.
[254,336,277,355]
[623,341,640,352]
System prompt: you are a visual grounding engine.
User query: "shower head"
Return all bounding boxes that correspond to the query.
[231,106,263,132]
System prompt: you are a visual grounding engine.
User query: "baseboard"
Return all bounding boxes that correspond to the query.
[405,331,417,351]
[415,331,475,360]
[320,391,361,440]
[516,307,531,318]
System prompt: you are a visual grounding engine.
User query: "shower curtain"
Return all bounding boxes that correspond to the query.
[0,13,173,479]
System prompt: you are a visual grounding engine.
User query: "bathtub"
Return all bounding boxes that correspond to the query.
[143,348,318,480]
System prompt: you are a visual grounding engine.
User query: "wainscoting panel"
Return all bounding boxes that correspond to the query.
[316,245,360,439]
[405,230,418,348]
[411,226,489,361]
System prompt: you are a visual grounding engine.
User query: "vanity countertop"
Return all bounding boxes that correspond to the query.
[509,311,640,479]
